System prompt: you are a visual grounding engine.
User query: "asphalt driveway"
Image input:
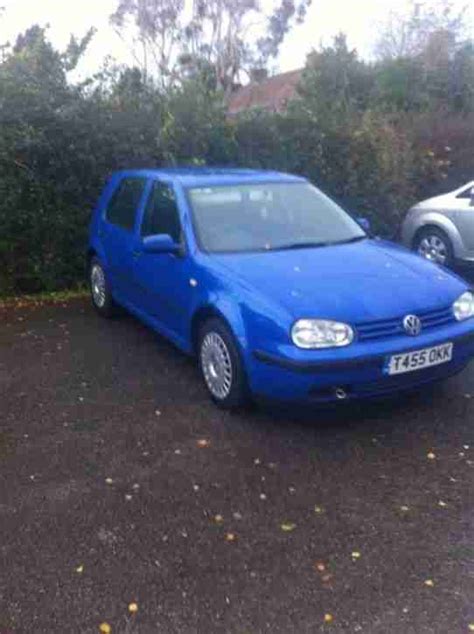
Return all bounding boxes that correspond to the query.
[1,297,473,633]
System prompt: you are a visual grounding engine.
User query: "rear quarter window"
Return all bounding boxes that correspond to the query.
[105,177,146,231]
[456,185,474,199]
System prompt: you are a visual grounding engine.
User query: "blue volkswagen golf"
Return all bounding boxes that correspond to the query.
[88,168,474,409]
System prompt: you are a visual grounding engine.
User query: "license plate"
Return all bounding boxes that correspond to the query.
[385,342,453,375]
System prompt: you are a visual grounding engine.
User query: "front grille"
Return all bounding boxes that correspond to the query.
[355,306,454,342]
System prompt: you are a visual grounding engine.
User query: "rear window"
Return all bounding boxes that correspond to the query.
[106,177,146,231]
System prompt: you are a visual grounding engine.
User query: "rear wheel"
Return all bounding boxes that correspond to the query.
[89,257,117,318]
[198,318,250,410]
[414,227,454,267]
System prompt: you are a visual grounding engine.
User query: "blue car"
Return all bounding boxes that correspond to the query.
[88,168,474,409]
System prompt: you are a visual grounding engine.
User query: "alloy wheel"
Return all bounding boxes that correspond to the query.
[91,263,107,308]
[200,332,233,400]
[417,234,448,265]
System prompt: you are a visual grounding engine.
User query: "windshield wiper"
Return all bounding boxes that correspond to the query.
[325,235,367,246]
[274,236,367,250]
[274,241,331,251]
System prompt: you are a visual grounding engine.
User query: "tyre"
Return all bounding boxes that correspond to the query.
[198,317,250,410]
[89,256,117,318]
[414,227,454,267]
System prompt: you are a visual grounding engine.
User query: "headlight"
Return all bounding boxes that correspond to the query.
[453,291,474,321]
[291,319,354,349]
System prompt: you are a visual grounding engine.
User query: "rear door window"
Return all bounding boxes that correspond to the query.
[106,177,146,231]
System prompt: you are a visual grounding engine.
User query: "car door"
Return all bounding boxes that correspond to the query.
[133,179,194,344]
[99,175,148,302]
[452,183,474,250]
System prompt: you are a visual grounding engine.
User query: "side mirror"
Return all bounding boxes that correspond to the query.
[357,217,371,233]
[142,234,180,254]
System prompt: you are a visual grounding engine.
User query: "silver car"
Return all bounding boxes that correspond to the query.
[402,180,474,266]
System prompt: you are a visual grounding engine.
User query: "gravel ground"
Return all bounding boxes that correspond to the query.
[1,297,473,634]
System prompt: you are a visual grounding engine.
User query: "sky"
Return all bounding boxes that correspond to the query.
[1,0,473,79]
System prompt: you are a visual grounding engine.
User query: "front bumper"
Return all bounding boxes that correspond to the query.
[248,321,474,403]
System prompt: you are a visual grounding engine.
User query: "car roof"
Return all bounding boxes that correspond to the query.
[111,167,306,188]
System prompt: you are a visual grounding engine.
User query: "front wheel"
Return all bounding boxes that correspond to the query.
[198,318,250,410]
[89,257,117,318]
[414,228,454,267]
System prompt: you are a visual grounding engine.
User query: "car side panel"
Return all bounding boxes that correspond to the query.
[451,202,474,251]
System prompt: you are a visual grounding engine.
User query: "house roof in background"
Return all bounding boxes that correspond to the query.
[227,69,303,116]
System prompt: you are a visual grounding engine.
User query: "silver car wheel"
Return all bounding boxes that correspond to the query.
[91,264,107,308]
[200,332,233,400]
[417,235,448,264]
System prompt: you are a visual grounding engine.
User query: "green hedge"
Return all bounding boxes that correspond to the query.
[0,28,472,294]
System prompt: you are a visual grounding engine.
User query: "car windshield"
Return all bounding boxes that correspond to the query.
[188,182,366,253]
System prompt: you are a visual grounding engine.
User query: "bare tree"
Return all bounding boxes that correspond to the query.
[110,0,186,86]
[110,0,311,92]
[374,0,470,60]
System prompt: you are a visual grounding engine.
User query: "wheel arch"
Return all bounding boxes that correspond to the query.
[190,302,247,357]
[410,213,463,256]
[413,223,450,243]
[86,247,97,269]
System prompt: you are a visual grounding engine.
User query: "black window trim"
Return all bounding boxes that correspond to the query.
[104,175,148,232]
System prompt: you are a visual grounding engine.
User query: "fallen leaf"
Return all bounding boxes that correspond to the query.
[427,452,436,460]
[214,514,224,524]
[99,623,111,634]
[324,613,333,623]
[400,505,410,512]
[128,603,138,614]
[468,624,474,631]
[351,551,361,560]
[155,410,161,416]
[314,505,324,514]
[463,445,470,450]
[315,562,326,572]
[280,522,296,532]
[438,500,447,507]
[197,439,210,448]
[132,483,140,490]
[233,512,243,520]
[225,532,236,542]
[424,579,434,587]
[76,564,84,573]
[321,573,333,583]
[105,478,113,485]
[254,458,261,465]
[259,493,267,500]
[125,494,132,501]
